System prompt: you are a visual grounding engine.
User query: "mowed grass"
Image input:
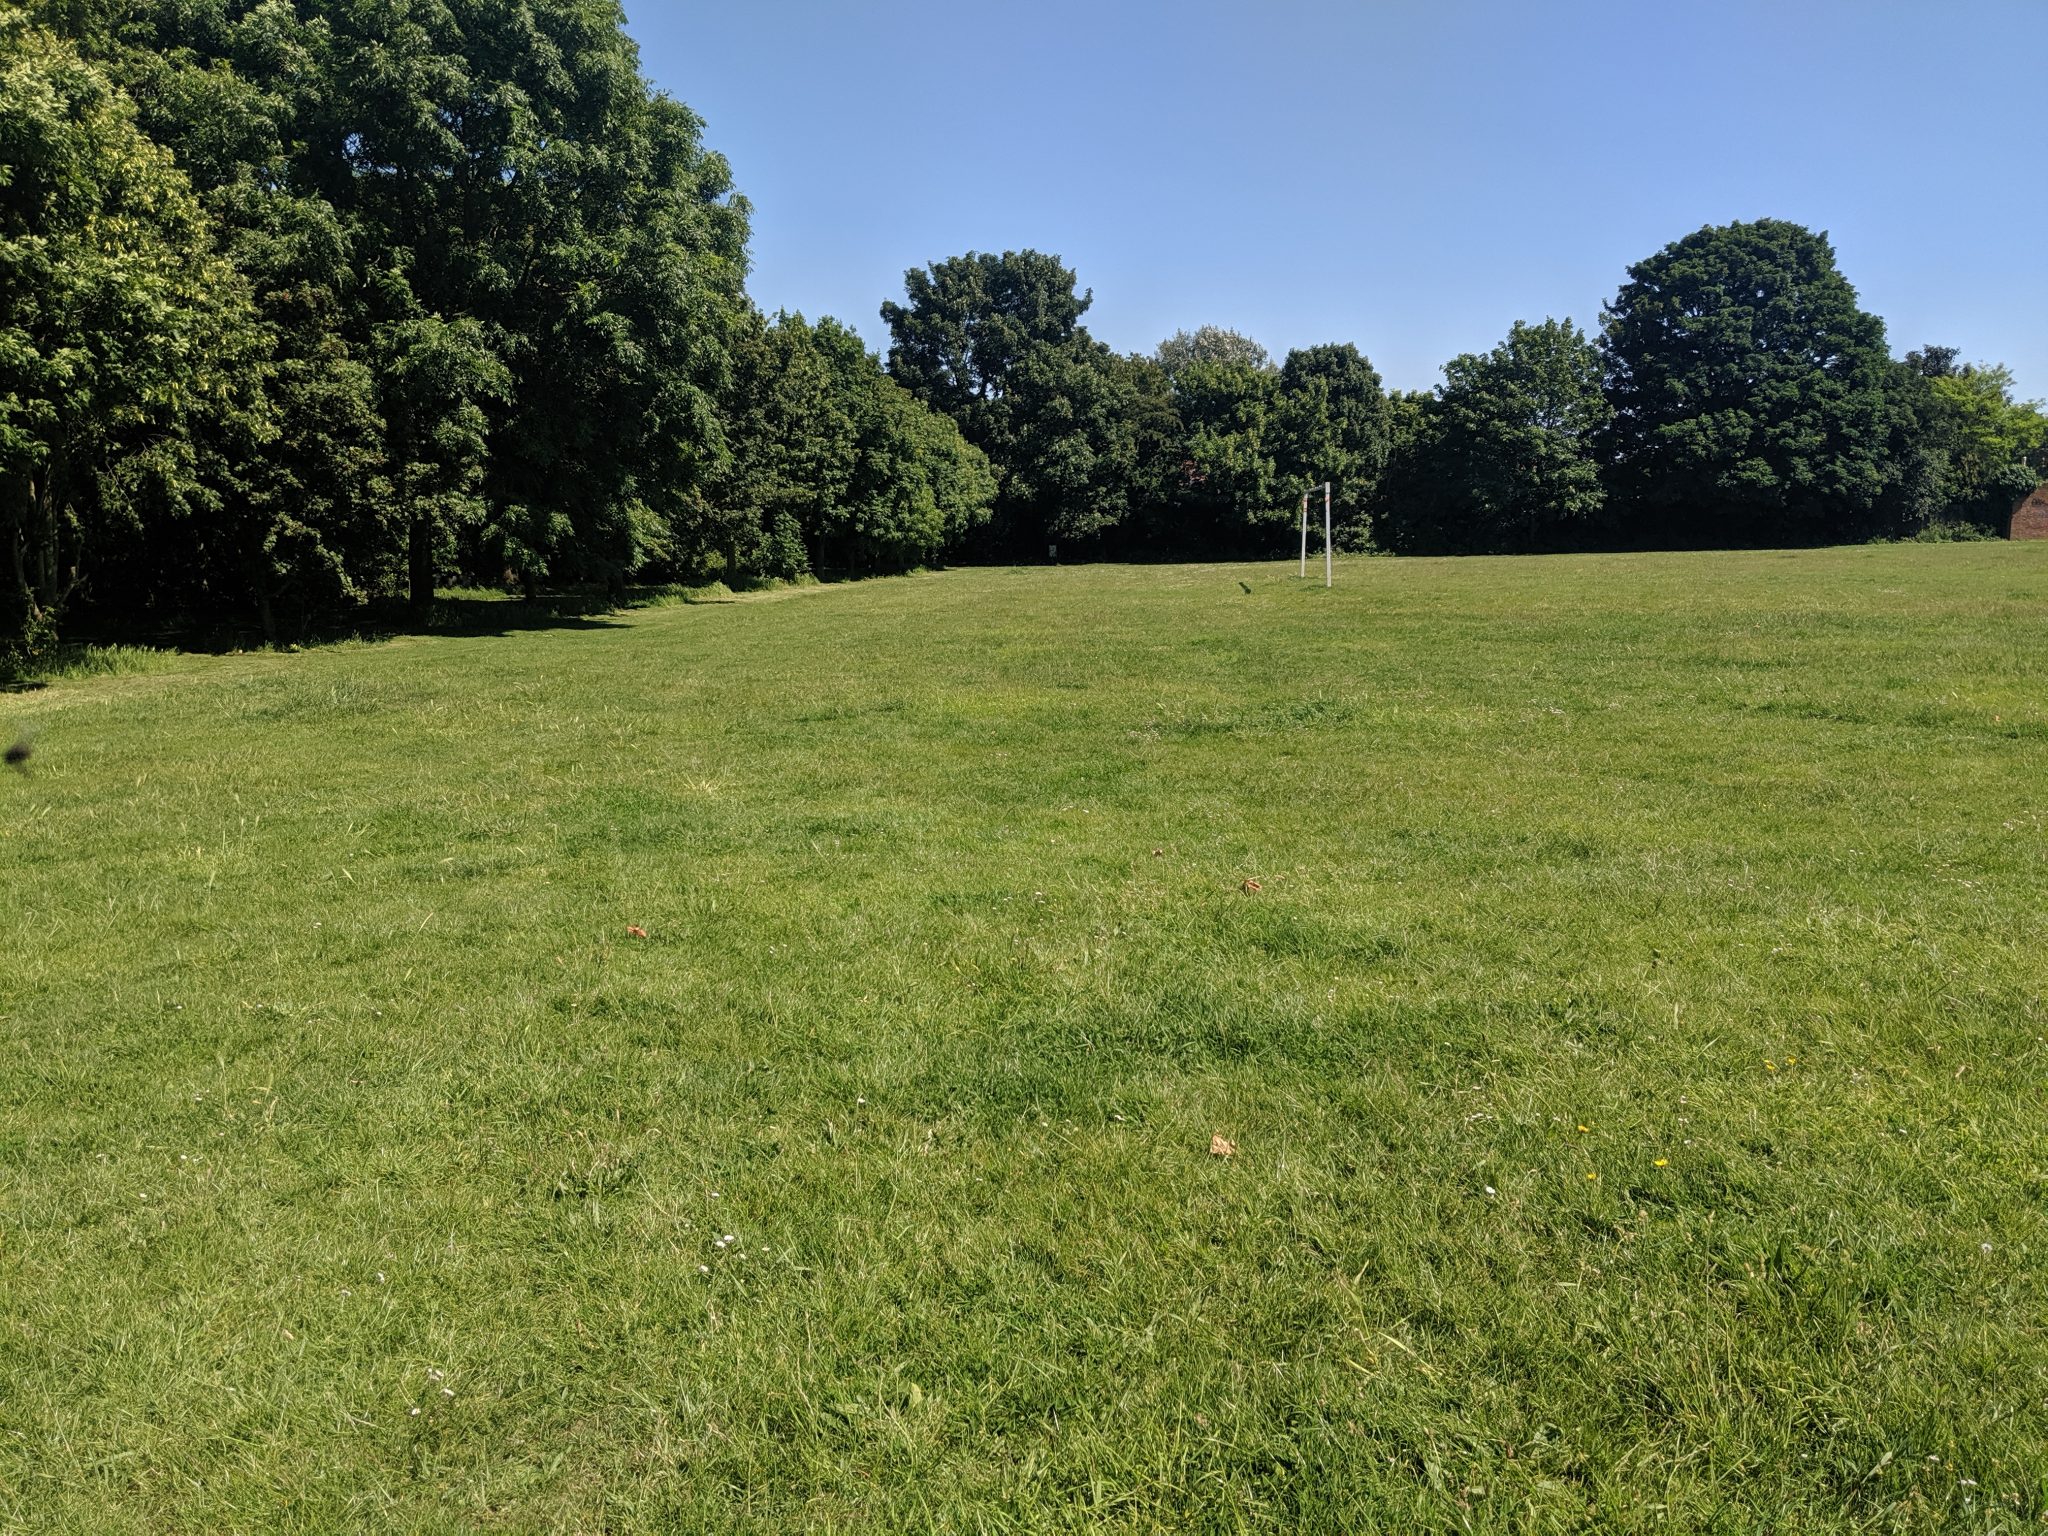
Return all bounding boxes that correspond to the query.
[3,546,2046,1533]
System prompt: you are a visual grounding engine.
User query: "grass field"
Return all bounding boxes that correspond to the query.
[3,545,2045,1533]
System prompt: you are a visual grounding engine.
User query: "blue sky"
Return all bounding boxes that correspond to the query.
[622,1,2047,399]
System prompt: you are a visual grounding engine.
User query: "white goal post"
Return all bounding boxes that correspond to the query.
[1299,481,1332,588]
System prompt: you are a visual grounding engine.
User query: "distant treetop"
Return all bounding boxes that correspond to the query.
[1154,326,1274,379]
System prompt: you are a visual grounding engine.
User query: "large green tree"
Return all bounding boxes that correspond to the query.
[716,313,993,576]
[1134,340,1388,557]
[374,312,509,614]
[1896,348,2047,533]
[882,249,1137,554]
[301,0,752,601]
[1271,342,1389,549]
[1377,319,1609,554]
[0,18,268,669]
[800,317,994,572]
[716,310,858,577]
[477,82,751,594]
[881,250,1090,432]
[1165,360,1281,554]
[1600,219,1903,546]
[40,0,403,628]
[1101,350,1184,556]
[44,0,753,615]
[997,336,1143,548]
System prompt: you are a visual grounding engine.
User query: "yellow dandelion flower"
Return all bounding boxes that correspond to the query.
[1654,1158,1669,1167]
[1585,1171,1598,1181]
[1577,1124,1591,1133]
[1786,1056,1797,1066]
[1765,1061,1777,1071]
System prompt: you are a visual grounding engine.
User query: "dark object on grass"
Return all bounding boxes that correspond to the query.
[4,737,29,774]
[1238,580,1252,594]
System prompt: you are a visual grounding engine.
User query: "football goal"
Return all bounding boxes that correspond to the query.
[1298,481,1332,587]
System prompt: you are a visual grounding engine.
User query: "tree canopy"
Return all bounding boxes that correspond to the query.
[1154,326,1273,379]
[1,0,1003,669]
[1599,219,1904,547]
[882,249,1143,554]
[0,17,266,668]
[718,313,993,575]
[1272,343,1390,548]
[1894,351,2048,534]
[1378,320,1609,554]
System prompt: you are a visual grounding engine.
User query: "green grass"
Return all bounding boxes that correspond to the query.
[3,545,2045,1533]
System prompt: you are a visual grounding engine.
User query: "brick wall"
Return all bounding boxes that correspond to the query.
[2012,487,2048,540]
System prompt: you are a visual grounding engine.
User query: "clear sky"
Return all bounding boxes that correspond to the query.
[621,1,2047,399]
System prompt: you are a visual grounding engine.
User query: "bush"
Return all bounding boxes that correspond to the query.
[0,604,58,687]
[1907,520,1999,543]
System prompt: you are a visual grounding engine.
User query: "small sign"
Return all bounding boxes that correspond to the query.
[1048,544,1058,562]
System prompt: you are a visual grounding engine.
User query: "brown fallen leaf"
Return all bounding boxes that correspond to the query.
[626,925,649,939]
[1210,1133,1236,1158]
[1240,878,1262,893]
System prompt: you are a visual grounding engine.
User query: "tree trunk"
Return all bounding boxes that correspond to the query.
[29,467,58,615]
[408,507,433,621]
[3,479,32,644]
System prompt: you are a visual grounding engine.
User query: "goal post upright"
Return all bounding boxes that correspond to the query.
[1297,481,1332,587]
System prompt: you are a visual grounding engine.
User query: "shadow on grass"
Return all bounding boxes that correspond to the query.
[409,590,631,638]
[11,574,849,686]
[50,590,626,662]
[419,574,836,626]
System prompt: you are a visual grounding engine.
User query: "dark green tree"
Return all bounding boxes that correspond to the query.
[803,317,994,571]
[1166,360,1281,554]
[717,313,993,576]
[1600,219,1904,546]
[0,18,269,670]
[86,1,400,631]
[48,0,754,611]
[374,313,510,614]
[1272,342,1389,549]
[715,311,857,578]
[881,249,1090,433]
[477,82,752,593]
[882,250,1136,554]
[1103,351,1184,556]
[997,336,1142,549]
[299,0,753,598]
[1377,319,1609,554]
[229,194,394,631]
[1372,389,1433,545]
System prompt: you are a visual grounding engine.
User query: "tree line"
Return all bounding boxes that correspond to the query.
[4,3,2042,676]
[885,232,2045,562]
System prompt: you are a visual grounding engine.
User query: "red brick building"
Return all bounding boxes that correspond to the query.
[2013,485,2048,540]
